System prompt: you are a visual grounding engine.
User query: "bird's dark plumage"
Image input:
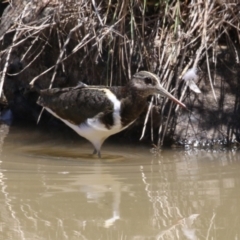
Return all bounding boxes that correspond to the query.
[38,87,115,127]
[37,71,186,157]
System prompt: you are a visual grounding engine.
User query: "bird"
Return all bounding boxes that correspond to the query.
[37,71,186,158]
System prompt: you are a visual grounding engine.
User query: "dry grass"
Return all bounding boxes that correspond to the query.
[0,0,240,145]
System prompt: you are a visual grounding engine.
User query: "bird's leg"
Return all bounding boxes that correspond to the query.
[92,148,101,158]
[92,140,104,158]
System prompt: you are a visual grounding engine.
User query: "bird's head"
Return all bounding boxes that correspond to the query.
[131,71,186,108]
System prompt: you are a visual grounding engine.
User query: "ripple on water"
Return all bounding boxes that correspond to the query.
[19,145,143,162]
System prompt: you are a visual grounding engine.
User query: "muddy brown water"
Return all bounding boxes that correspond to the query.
[0,123,240,240]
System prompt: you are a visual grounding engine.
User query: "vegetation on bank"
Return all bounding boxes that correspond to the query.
[0,0,239,146]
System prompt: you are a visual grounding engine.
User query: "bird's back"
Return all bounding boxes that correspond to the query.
[38,86,117,125]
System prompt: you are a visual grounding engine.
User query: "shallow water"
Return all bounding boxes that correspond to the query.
[0,123,240,240]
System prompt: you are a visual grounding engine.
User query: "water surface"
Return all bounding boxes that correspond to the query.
[0,123,240,240]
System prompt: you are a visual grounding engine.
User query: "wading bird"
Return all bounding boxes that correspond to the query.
[37,71,186,157]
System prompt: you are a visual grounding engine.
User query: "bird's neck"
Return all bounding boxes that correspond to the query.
[119,86,148,127]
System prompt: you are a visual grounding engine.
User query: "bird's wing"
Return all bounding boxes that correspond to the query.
[38,87,115,125]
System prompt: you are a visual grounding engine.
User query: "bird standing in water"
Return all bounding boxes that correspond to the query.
[37,71,186,157]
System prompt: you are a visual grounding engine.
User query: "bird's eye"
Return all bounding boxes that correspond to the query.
[144,77,153,85]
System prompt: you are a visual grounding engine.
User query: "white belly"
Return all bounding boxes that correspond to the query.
[45,107,133,150]
[71,112,124,148]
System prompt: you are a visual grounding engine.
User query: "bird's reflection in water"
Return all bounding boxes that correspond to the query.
[24,146,131,228]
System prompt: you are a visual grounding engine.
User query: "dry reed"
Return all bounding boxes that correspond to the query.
[0,0,239,146]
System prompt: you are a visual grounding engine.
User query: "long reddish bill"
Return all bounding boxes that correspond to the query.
[157,86,187,109]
